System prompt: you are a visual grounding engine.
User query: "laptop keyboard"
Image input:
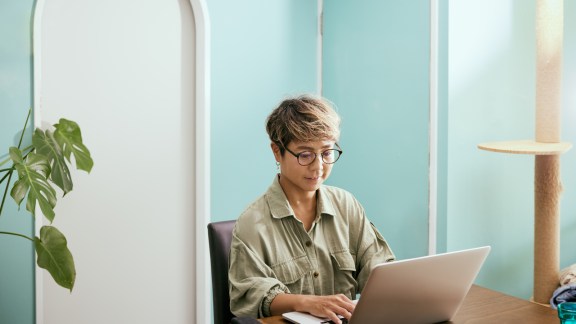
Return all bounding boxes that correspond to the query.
[320,320,348,324]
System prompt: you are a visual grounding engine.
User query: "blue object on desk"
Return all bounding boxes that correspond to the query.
[558,302,576,324]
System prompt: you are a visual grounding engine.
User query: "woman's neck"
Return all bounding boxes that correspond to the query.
[278,175,317,230]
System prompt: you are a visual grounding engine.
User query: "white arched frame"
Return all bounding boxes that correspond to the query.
[32,0,211,323]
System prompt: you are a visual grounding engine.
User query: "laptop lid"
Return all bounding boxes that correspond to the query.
[282,246,490,324]
[348,246,491,324]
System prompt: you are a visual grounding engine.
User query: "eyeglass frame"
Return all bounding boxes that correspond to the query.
[278,141,343,166]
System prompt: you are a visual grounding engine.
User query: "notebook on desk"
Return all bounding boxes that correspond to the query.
[282,246,491,324]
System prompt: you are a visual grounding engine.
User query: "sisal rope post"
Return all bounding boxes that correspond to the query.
[533,0,563,304]
[534,155,562,303]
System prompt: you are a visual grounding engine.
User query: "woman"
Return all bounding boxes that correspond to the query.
[229,95,395,324]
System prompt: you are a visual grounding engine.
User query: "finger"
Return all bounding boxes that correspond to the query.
[334,306,352,319]
[332,297,355,313]
[325,313,342,324]
[317,303,346,323]
[344,301,356,313]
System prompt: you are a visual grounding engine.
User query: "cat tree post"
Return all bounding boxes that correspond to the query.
[478,0,571,305]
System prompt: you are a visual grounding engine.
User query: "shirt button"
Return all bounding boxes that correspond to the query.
[313,271,319,278]
[305,241,312,247]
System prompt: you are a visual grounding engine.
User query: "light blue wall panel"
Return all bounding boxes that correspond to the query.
[436,0,449,254]
[0,0,36,323]
[322,0,431,259]
[560,0,576,279]
[208,0,318,222]
[448,0,576,299]
[448,0,536,299]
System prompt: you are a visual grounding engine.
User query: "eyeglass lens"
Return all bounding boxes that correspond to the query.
[298,149,340,165]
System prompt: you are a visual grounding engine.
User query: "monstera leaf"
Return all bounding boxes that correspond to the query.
[33,128,73,195]
[34,225,76,291]
[9,147,57,222]
[1,110,92,291]
[32,119,93,196]
[54,118,93,173]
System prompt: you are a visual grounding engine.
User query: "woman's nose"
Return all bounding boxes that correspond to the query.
[309,154,324,170]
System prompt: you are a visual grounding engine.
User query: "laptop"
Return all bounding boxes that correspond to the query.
[282,246,491,324]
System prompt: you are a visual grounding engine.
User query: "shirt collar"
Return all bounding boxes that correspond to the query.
[266,175,337,219]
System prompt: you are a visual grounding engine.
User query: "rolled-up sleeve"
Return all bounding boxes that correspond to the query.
[229,232,289,318]
[355,219,395,291]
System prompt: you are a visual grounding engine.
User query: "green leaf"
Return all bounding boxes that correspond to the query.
[34,226,76,291]
[33,129,73,194]
[54,119,93,173]
[9,146,25,165]
[9,147,57,222]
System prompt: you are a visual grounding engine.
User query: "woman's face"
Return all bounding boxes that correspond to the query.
[273,140,337,196]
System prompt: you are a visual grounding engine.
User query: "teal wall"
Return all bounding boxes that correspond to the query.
[447,0,576,299]
[0,0,36,323]
[210,0,576,301]
[208,0,318,221]
[322,0,431,259]
[448,0,535,297]
[209,0,431,261]
[3,1,576,322]
[562,0,576,273]
[437,0,449,254]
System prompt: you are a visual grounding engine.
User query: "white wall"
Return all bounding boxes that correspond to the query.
[35,0,201,323]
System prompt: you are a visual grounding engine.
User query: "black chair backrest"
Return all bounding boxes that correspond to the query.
[208,220,236,324]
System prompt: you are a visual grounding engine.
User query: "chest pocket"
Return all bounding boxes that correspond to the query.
[330,250,358,297]
[271,255,312,285]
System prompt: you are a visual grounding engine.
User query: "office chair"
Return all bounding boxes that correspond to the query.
[208,220,236,324]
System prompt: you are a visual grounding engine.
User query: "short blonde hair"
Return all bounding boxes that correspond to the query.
[266,95,341,154]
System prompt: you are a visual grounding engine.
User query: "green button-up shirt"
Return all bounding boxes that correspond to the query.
[229,175,395,318]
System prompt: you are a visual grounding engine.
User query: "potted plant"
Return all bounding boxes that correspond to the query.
[0,109,93,291]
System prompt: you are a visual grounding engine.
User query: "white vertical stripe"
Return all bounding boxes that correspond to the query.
[428,0,439,256]
[190,0,211,323]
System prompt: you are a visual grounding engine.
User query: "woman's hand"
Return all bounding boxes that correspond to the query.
[300,294,355,323]
[271,293,355,324]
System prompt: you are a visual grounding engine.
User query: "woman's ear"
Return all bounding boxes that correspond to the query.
[271,142,281,162]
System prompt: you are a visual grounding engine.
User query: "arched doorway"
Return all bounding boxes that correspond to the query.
[33,0,210,322]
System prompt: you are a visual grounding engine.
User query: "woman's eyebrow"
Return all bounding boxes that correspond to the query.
[295,144,334,150]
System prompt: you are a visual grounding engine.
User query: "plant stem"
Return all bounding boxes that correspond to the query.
[18,109,32,149]
[0,231,34,242]
[0,169,12,183]
[20,144,33,154]
[0,168,14,217]
[0,156,10,167]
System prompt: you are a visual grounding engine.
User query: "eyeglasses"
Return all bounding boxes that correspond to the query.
[281,142,343,166]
